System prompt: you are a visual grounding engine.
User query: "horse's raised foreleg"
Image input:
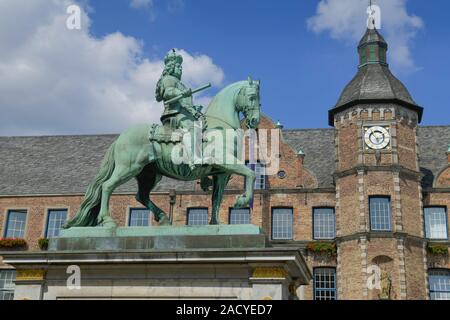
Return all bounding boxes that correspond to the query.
[135,164,171,226]
[210,174,231,225]
[215,164,255,209]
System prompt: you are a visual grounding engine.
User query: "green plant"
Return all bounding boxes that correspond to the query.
[306,242,337,257]
[427,244,449,256]
[0,238,27,249]
[38,238,49,250]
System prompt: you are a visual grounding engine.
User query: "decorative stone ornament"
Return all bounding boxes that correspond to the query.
[364,126,390,150]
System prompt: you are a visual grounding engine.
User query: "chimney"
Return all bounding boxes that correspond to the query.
[297,148,305,187]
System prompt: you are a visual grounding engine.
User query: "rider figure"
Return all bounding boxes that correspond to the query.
[155,49,204,168]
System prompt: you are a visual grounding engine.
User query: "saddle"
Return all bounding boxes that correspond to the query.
[148,123,183,144]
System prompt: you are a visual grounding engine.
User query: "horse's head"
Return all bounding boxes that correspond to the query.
[239,77,261,129]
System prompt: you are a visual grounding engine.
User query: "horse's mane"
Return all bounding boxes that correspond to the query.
[205,80,247,115]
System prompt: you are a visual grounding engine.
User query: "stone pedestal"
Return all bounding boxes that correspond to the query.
[2,225,311,300]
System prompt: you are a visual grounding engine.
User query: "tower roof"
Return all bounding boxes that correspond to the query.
[358,27,387,48]
[328,28,423,126]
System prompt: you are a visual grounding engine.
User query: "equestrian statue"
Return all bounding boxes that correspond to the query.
[64,49,261,228]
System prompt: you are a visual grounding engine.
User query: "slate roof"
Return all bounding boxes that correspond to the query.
[1,126,448,196]
[334,64,418,108]
[418,126,450,189]
[358,28,387,48]
[282,129,336,188]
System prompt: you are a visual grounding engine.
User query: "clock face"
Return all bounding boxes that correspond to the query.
[364,126,390,150]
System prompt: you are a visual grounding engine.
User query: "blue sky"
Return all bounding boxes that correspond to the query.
[0,0,448,136]
[87,0,450,129]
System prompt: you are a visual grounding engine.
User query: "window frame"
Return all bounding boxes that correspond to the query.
[423,206,449,240]
[369,196,392,232]
[271,207,294,240]
[0,269,16,301]
[313,267,337,301]
[128,208,152,227]
[186,207,209,226]
[4,209,28,238]
[45,209,68,238]
[312,207,336,240]
[245,161,267,190]
[428,268,450,300]
[228,208,251,225]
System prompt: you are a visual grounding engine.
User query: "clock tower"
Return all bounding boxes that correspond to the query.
[329,26,428,299]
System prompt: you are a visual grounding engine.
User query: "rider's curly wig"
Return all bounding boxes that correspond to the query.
[155,61,178,102]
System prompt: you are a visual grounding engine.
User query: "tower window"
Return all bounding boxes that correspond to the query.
[314,267,337,300]
[424,207,448,240]
[369,197,391,231]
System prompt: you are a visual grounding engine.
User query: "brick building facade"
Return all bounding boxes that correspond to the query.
[1,28,450,300]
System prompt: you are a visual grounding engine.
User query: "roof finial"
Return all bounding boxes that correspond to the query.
[275,120,284,130]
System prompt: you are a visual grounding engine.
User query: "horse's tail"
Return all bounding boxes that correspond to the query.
[64,142,116,228]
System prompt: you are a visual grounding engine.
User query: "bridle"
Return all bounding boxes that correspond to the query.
[205,84,260,129]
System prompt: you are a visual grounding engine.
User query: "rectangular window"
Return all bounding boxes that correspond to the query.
[0,270,16,301]
[313,208,336,240]
[229,208,250,225]
[45,209,68,237]
[429,270,450,300]
[369,197,391,231]
[129,208,151,227]
[4,210,27,238]
[187,208,208,226]
[246,162,266,190]
[314,268,337,300]
[272,208,293,240]
[424,207,448,240]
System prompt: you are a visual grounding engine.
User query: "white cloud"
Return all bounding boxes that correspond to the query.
[0,0,224,136]
[307,0,424,71]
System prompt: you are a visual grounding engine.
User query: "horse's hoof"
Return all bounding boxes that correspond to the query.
[209,220,219,225]
[234,195,249,208]
[98,216,117,229]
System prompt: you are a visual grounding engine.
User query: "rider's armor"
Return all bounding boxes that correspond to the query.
[155,50,204,168]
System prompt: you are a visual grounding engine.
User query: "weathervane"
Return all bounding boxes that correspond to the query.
[367,0,380,30]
